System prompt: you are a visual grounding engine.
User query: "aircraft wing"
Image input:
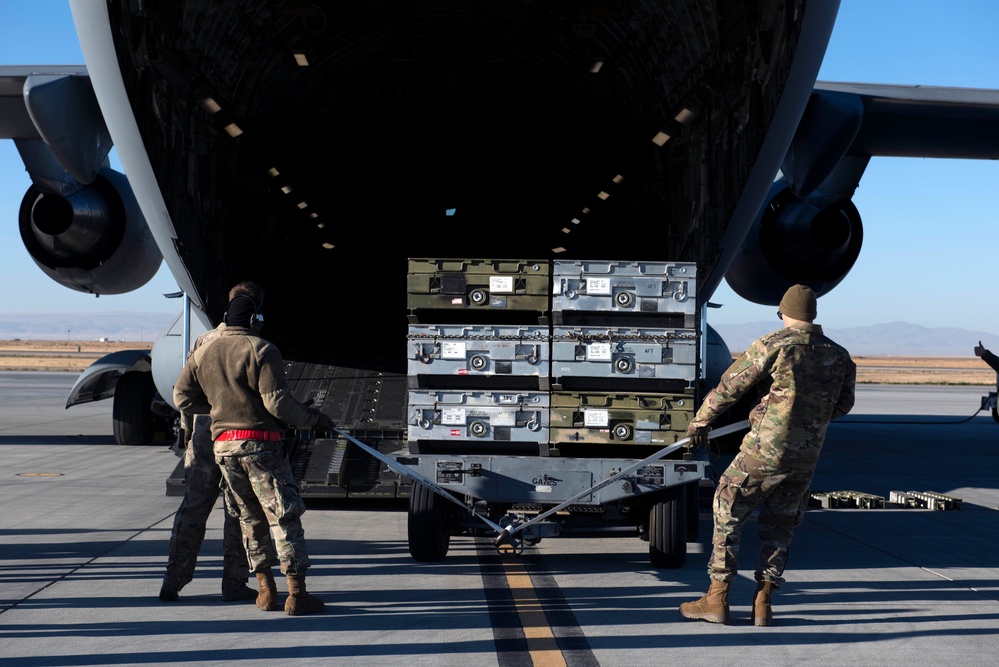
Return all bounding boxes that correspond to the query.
[0,65,111,185]
[813,81,999,160]
[725,81,999,305]
[782,81,999,203]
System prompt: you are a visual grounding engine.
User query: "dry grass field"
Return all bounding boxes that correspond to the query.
[0,339,996,386]
[0,339,153,372]
[851,355,995,386]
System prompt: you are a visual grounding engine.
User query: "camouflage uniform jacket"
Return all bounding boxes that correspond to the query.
[177,323,226,442]
[690,322,856,470]
[173,326,322,456]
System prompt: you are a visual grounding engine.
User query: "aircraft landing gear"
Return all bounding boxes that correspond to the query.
[112,370,155,445]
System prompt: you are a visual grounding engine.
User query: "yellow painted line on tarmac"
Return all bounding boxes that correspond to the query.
[501,555,567,667]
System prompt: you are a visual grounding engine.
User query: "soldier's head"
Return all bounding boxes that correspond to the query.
[778,284,816,324]
[224,281,265,332]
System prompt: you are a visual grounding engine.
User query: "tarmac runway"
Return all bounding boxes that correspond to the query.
[0,371,997,666]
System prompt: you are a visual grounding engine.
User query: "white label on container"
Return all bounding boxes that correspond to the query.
[587,278,611,295]
[441,341,466,359]
[587,342,612,360]
[490,276,514,293]
[442,408,466,425]
[584,409,609,427]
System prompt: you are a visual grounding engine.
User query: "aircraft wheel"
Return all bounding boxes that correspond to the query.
[408,484,450,562]
[112,370,154,446]
[649,485,687,569]
[685,481,700,542]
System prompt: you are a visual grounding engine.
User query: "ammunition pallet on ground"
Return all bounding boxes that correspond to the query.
[889,490,963,510]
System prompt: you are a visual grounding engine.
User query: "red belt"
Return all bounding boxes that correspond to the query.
[216,429,282,442]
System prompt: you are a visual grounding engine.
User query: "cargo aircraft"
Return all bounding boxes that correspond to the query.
[3,1,999,456]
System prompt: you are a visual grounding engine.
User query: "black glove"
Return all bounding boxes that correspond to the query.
[313,412,335,432]
[686,424,709,447]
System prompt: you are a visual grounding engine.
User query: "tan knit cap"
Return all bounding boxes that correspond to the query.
[779,284,817,321]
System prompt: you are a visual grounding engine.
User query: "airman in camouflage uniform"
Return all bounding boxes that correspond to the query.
[160,412,255,601]
[160,321,256,603]
[173,282,334,616]
[679,284,855,626]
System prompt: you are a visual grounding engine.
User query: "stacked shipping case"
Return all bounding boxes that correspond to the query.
[406,259,552,455]
[405,258,699,456]
[549,259,698,456]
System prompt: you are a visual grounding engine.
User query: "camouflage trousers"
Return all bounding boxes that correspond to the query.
[707,451,814,585]
[217,442,311,575]
[164,415,250,592]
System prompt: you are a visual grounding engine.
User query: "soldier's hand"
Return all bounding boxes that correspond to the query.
[313,412,335,432]
[686,424,709,446]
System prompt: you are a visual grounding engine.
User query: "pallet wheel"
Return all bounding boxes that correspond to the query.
[649,485,687,568]
[408,483,450,562]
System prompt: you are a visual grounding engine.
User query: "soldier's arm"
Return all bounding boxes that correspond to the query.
[173,357,208,415]
[981,349,999,374]
[689,342,771,427]
[257,346,323,428]
[831,358,857,419]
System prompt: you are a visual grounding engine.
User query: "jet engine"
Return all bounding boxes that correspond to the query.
[17,166,161,294]
[724,181,863,305]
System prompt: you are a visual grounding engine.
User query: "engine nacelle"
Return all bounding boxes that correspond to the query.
[18,167,161,294]
[725,181,863,305]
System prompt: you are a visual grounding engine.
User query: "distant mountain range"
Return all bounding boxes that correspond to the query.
[0,313,994,357]
[712,321,999,357]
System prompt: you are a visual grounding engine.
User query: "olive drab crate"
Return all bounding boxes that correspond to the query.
[406,258,551,322]
[548,390,695,450]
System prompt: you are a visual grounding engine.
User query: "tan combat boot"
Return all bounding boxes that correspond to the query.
[255,568,278,611]
[285,574,325,616]
[679,580,730,624]
[753,580,778,626]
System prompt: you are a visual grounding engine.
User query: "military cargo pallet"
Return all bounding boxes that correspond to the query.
[551,325,697,385]
[407,389,550,454]
[548,390,694,447]
[407,323,550,389]
[551,260,696,327]
[809,490,885,509]
[889,490,963,510]
[407,258,551,323]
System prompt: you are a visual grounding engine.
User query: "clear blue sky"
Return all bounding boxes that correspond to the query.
[2,1,999,332]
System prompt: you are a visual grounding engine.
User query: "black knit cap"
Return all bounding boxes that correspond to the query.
[779,284,817,322]
[224,295,260,328]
